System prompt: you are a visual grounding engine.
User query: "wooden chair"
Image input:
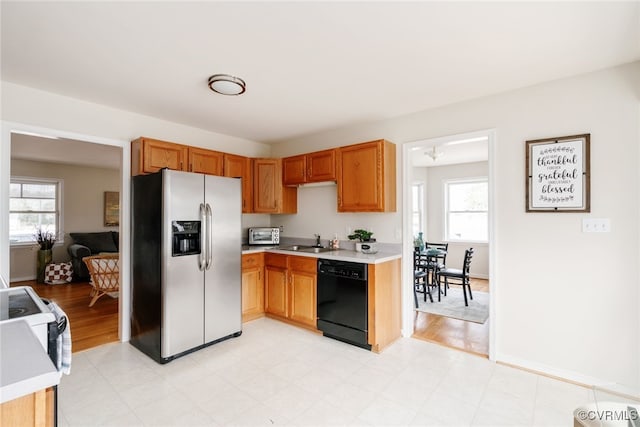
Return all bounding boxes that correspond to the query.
[82,254,119,307]
[414,249,433,307]
[436,248,474,306]
[425,241,448,294]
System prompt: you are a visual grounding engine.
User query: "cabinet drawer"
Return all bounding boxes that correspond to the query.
[265,253,288,269]
[288,256,317,274]
[242,253,263,270]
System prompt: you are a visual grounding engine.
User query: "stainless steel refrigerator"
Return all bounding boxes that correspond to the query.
[131,169,242,364]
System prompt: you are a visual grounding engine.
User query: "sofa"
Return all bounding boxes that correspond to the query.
[67,231,119,281]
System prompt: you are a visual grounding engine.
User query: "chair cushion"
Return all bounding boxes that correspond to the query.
[438,268,464,278]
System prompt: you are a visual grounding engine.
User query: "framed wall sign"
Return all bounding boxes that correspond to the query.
[526,134,590,212]
[104,191,120,226]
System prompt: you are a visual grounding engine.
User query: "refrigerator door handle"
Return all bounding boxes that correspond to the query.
[199,203,206,271]
[205,203,213,270]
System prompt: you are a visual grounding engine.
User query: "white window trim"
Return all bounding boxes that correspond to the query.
[443,176,488,244]
[10,176,64,247]
[411,181,425,237]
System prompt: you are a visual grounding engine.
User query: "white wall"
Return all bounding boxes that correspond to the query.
[10,159,120,281]
[425,161,489,278]
[271,62,640,391]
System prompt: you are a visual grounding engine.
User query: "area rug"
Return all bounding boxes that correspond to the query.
[415,287,489,324]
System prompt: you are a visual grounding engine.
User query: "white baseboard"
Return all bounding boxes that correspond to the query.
[471,273,489,280]
[11,275,36,283]
[495,352,637,396]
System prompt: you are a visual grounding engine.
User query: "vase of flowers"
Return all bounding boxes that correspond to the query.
[35,228,56,283]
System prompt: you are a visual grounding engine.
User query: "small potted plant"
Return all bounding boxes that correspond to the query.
[348,229,376,253]
[34,228,56,283]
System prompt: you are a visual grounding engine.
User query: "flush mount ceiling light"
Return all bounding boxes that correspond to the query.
[207,74,246,96]
[425,146,444,161]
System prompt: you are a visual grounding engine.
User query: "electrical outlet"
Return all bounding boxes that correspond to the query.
[582,218,611,233]
[278,225,284,232]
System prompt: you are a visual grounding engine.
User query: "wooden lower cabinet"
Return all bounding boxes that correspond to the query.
[264,254,317,329]
[367,258,402,353]
[241,253,264,322]
[288,257,317,327]
[265,266,288,318]
[0,387,55,427]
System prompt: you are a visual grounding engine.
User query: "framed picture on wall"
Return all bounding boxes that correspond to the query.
[526,134,590,212]
[104,191,120,226]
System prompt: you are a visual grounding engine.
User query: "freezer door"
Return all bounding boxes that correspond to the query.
[203,175,242,343]
[162,170,205,357]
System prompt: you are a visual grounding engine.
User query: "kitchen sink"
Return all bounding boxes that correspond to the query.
[300,246,332,253]
[280,245,332,253]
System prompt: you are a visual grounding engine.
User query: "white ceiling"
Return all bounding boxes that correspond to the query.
[2,2,638,147]
[412,138,489,168]
[11,133,121,169]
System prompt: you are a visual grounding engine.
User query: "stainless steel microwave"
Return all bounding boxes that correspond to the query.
[248,227,280,245]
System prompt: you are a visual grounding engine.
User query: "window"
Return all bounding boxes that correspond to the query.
[445,178,488,242]
[412,183,424,236]
[10,178,62,245]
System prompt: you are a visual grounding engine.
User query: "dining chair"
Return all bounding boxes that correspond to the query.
[436,248,474,306]
[425,241,448,292]
[414,249,432,307]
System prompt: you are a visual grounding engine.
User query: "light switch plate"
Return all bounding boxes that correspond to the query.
[582,218,611,233]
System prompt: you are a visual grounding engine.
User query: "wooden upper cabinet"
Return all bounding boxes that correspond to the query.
[337,139,396,212]
[224,154,253,213]
[283,149,337,186]
[131,137,188,175]
[188,147,223,175]
[282,155,306,186]
[307,149,336,182]
[253,158,297,214]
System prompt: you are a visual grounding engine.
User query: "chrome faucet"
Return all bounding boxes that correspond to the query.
[314,234,321,247]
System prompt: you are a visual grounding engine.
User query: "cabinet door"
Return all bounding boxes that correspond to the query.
[138,138,188,174]
[307,149,336,182]
[241,267,263,321]
[254,159,279,212]
[224,154,253,213]
[338,140,396,212]
[253,159,297,214]
[265,265,287,317]
[289,269,317,327]
[282,155,307,186]
[189,147,224,175]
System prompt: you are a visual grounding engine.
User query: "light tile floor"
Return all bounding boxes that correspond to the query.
[59,318,592,426]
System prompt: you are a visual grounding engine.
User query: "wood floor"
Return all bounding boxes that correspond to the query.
[11,280,119,353]
[412,278,490,357]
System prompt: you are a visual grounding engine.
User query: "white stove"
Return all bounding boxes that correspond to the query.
[0,286,56,351]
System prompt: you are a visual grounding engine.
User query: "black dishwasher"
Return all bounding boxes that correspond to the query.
[317,259,371,350]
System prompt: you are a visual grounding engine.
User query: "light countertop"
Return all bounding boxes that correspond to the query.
[0,320,61,404]
[242,245,401,264]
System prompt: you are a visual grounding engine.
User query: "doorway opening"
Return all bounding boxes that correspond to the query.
[402,129,495,358]
[2,123,131,352]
